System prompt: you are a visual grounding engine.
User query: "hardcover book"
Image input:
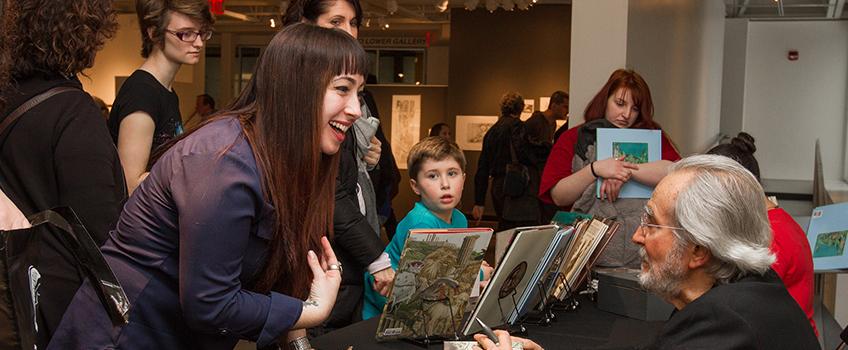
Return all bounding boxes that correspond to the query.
[807,202,848,272]
[375,228,493,341]
[595,128,662,199]
[509,226,576,323]
[462,226,558,335]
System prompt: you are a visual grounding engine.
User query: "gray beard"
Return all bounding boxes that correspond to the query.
[638,244,687,301]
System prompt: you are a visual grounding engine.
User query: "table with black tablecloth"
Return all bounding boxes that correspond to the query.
[312,298,665,350]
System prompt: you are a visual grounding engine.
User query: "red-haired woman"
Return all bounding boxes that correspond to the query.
[539,69,681,268]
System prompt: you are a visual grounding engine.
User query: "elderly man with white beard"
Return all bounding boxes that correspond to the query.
[472,154,819,350]
[631,155,818,349]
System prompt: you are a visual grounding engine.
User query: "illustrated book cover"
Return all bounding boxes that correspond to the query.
[595,128,661,199]
[462,226,558,335]
[806,202,848,272]
[375,228,493,341]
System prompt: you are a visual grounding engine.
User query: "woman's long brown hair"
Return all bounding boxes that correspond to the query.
[158,24,368,299]
[583,69,660,130]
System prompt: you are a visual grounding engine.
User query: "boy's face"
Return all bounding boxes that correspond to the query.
[411,158,465,219]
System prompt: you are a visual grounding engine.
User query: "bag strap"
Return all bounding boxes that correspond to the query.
[508,128,519,164]
[0,86,78,136]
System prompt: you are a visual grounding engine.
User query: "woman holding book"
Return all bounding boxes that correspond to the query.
[538,69,681,268]
[48,24,363,349]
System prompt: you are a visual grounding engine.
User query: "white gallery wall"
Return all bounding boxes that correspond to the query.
[724,20,848,182]
[569,0,629,126]
[626,0,725,156]
[723,19,848,328]
[570,0,725,156]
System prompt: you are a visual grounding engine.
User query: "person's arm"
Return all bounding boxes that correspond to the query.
[172,147,337,348]
[629,160,673,187]
[55,98,126,244]
[116,111,155,195]
[549,157,637,207]
[0,188,29,230]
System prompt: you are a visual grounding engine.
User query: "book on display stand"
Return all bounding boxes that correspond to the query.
[807,202,848,272]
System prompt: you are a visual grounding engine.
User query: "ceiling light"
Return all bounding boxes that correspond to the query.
[398,73,405,78]
[464,0,479,10]
[269,18,276,28]
[436,0,449,12]
[500,0,514,11]
[485,0,498,12]
[364,18,371,27]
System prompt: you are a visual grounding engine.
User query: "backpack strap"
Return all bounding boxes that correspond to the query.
[0,86,78,136]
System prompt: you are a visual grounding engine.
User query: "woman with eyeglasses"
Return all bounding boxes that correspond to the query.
[108,0,214,195]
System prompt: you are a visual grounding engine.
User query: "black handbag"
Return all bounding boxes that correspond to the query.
[0,208,130,349]
[0,86,129,349]
[503,135,529,198]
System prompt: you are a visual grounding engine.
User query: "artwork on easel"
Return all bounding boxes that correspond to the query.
[455,115,498,151]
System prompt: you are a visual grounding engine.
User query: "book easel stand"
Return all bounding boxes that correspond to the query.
[404,291,462,348]
[550,271,580,312]
[495,281,528,335]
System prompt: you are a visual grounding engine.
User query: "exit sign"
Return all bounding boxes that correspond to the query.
[209,0,224,15]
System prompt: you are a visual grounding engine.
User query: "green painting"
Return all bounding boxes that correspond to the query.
[613,142,649,164]
[813,230,847,258]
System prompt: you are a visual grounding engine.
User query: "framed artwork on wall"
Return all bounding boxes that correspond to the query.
[455,115,498,151]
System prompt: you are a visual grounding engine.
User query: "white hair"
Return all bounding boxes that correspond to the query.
[668,155,775,284]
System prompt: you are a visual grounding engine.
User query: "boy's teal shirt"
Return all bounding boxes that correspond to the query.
[362,201,468,320]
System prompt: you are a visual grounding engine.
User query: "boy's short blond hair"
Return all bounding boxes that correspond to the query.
[407,136,466,180]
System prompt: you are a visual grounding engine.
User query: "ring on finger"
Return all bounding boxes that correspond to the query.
[328,263,343,273]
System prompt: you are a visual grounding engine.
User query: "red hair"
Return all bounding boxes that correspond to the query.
[583,69,660,129]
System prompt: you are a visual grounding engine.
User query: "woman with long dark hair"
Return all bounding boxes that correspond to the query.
[284,0,397,333]
[49,23,366,350]
[539,69,681,268]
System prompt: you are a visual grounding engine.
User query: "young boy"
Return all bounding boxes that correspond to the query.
[362,136,470,319]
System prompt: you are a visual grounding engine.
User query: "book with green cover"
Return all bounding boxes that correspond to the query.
[375,228,493,342]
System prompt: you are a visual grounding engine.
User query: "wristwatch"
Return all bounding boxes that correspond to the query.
[288,336,312,350]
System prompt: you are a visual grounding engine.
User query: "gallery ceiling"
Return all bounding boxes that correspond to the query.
[111,0,848,33]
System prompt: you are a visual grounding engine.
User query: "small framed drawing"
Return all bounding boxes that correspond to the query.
[520,99,535,121]
[595,128,662,199]
[456,115,498,151]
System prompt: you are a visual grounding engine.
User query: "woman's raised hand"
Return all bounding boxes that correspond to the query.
[298,236,343,328]
[593,156,639,182]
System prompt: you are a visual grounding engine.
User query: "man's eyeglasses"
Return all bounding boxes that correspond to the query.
[639,208,686,232]
[166,30,213,42]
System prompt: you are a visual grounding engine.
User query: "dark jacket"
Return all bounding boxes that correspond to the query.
[649,269,819,349]
[333,134,385,286]
[0,74,126,345]
[49,118,303,350]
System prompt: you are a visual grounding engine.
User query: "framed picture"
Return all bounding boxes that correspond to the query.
[539,97,551,112]
[455,115,498,151]
[520,99,535,121]
[390,95,421,169]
